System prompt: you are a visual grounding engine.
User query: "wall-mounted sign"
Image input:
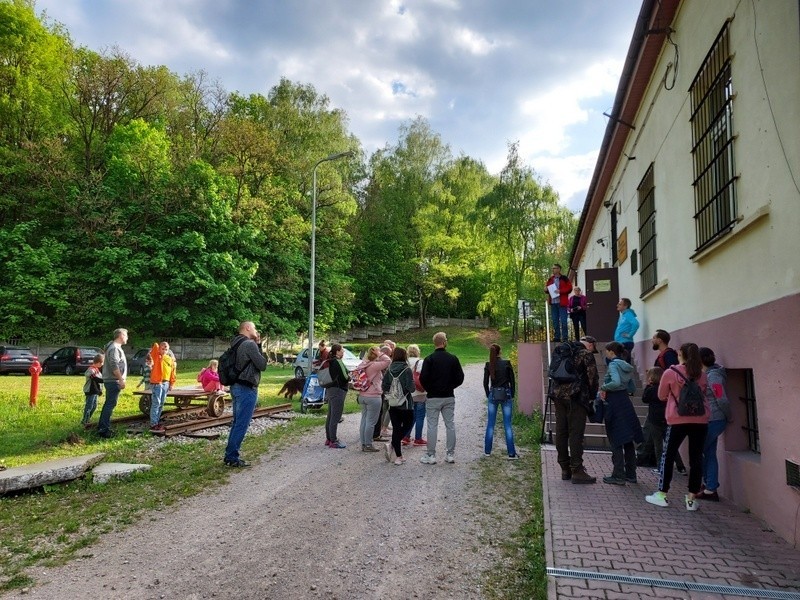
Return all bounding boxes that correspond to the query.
[617,228,628,266]
[593,279,612,293]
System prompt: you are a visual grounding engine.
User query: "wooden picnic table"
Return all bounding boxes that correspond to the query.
[133,387,229,417]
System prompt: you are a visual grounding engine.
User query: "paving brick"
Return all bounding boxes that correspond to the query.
[542,447,800,600]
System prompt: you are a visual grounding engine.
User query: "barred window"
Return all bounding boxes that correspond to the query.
[689,22,737,252]
[742,369,759,454]
[637,164,657,295]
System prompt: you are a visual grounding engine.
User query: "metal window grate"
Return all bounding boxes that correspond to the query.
[689,20,737,252]
[741,369,760,454]
[637,164,657,294]
[548,568,800,599]
[787,460,800,489]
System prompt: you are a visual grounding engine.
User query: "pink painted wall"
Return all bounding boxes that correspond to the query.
[632,292,800,547]
[517,343,546,416]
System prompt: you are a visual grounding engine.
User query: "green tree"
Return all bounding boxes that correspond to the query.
[477,142,576,340]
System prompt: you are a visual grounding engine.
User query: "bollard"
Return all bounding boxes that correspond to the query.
[29,359,41,407]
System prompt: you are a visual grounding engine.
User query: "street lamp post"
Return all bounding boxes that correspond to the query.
[308,150,353,374]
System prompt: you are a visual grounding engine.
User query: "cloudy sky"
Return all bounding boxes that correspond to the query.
[35,0,642,211]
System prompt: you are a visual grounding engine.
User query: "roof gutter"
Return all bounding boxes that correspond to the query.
[568,0,680,274]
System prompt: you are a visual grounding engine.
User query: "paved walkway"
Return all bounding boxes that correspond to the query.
[542,447,800,600]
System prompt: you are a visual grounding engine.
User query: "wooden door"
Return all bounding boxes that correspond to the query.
[583,268,619,342]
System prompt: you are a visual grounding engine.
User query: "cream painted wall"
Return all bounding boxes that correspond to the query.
[576,0,800,342]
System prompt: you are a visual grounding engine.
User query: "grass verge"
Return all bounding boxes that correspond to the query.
[477,411,548,600]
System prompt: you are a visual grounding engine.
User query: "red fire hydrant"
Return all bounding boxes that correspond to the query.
[29,359,41,407]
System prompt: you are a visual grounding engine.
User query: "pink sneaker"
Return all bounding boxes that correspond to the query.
[401,437,411,446]
[413,438,427,446]
[393,457,405,465]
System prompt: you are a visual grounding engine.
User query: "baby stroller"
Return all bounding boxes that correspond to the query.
[299,372,326,413]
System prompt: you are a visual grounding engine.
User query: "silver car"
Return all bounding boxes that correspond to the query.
[292,347,361,378]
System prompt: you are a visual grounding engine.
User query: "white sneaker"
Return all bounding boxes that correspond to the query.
[685,494,699,511]
[645,491,669,507]
[420,454,437,465]
[444,453,455,464]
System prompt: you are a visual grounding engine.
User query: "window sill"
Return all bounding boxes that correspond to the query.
[640,278,668,301]
[691,204,771,263]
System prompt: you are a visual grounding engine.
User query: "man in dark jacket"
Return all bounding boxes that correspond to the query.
[637,329,686,471]
[419,331,464,465]
[551,335,599,483]
[223,321,267,467]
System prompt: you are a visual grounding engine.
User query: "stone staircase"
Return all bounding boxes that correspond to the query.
[540,341,648,451]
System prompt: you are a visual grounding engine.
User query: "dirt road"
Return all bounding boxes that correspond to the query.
[14,363,523,599]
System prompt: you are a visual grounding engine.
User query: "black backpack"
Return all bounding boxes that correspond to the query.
[548,343,579,383]
[218,337,247,386]
[670,366,706,417]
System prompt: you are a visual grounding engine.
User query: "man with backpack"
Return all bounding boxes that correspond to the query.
[549,335,599,483]
[222,321,267,467]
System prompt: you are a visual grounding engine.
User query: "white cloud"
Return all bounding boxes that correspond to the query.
[451,27,496,56]
[532,151,600,211]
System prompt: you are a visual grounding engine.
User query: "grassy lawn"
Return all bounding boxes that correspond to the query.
[0,326,546,592]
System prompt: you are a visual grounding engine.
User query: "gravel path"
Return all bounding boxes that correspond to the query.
[15,363,519,599]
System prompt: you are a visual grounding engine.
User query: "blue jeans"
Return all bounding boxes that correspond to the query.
[82,394,98,425]
[98,381,122,434]
[405,400,426,440]
[702,419,727,492]
[484,398,517,456]
[550,303,569,341]
[150,382,169,426]
[224,383,258,463]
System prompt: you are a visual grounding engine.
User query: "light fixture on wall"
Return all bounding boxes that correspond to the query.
[596,237,608,247]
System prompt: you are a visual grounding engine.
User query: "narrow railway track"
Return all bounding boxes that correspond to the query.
[155,403,293,437]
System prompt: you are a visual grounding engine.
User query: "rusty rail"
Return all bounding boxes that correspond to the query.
[157,403,293,438]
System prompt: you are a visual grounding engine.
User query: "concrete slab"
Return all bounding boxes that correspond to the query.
[0,453,105,494]
[92,462,152,484]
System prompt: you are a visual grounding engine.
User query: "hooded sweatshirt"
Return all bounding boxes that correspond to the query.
[354,353,391,398]
[614,308,640,344]
[705,364,730,422]
[600,358,636,394]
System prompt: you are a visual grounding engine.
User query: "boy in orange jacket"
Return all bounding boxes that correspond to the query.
[149,341,176,432]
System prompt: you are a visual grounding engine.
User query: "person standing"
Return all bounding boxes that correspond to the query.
[148,341,177,433]
[652,329,679,370]
[356,346,391,452]
[324,343,349,449]
[551,335,599,483]
[646,343,709,510]
[697,347,732,501]
[482,344,518,459]
[640,329,686,473]
[419,332,464,465]
[382,347,415,465]
[598,342,643,485]
[568,287,589,341]
[223,321,267,467]
[405,344,427,447]
[613,298,639,358]
[81,354,104,428]
[545,264,573,343]
[97,328,128,438]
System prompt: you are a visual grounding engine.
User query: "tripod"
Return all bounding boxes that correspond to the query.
[540,379,554,444]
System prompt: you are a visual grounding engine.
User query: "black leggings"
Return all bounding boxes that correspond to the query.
[658,423,708,494]
[389,407,414,458]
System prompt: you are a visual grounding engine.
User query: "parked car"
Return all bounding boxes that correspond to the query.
[292,347,360,379]
[41,346,103,375]
[0,346,38,375]
[127,349,149,376]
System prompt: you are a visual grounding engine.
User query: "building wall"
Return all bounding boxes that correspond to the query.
[573,0,800,545]
[630,293,800,547]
